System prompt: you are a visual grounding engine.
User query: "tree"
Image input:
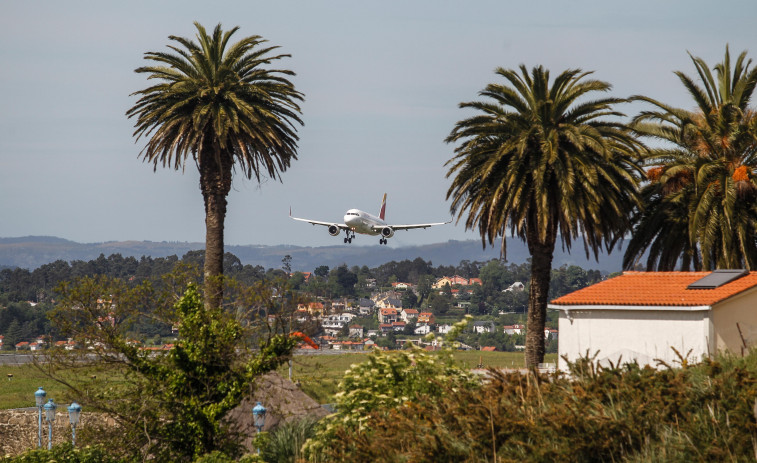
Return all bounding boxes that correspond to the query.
[44,273,297,461]
[445,65,643,366]
[127,22,304,309]
[281,255,293,274]
[401,290,418,309]
[624,46,757,270]
[3,319,22,349]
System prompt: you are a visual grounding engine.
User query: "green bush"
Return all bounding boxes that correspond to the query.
[260,417,320,463]
[307,350,757,462]
[1,443,125,463]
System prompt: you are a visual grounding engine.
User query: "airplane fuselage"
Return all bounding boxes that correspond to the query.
[289,193,449,245]
[344,209,385,236]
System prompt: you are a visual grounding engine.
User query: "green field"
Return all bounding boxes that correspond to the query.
[281,350,556,403]
[0,362,70,409]
[0,351,557,409]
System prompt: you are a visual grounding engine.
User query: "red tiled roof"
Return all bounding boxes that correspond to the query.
[550,271,757,307]
[481,346,496,351]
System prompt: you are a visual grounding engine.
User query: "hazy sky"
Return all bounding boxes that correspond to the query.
[1,1,755,248]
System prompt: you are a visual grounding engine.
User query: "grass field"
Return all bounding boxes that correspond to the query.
[281,350,557,403]
[0,362,70,409]
[0,351,557,409]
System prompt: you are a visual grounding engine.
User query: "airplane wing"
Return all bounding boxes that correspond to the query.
[289,209,349,229]
[374,220,451,231]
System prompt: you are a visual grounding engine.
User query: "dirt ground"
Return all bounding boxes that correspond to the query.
[0,372,329,457]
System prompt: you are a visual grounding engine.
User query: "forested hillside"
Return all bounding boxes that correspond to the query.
[0,236,625,273]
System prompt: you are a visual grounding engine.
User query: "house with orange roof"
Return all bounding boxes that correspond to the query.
[417,312,435,325]
[549,270,757,371]
[378,308,399,324]
[400,308,419,322]
[432,275,482,289]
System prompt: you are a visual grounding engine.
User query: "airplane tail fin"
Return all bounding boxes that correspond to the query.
[379,193,387,220]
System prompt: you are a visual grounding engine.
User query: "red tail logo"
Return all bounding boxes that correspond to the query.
[379,193,387,220]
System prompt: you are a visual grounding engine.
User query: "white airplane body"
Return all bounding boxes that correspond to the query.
[290,194,449,245]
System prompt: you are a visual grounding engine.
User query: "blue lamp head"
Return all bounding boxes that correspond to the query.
[252,401,267,430]
[43,399,57,422]
[67,401,82,425]
[35,387,46,407]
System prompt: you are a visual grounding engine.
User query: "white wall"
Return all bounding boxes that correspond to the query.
[556,307,711,371]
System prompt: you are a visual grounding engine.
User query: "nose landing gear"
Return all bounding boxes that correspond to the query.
[344,231,356,244]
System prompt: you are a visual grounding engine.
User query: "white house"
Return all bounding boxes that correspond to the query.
[414,324,432,335]
[321,313,356,330]
[504,281,525,292]
[549,270,757,371]
[503,324,525,335]
[437,324,453,334]
[349,325,364,338]
[472,321,496,334]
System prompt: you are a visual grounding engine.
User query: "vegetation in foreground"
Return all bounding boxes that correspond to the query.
[303,347,757,463]
[32,271,298,462]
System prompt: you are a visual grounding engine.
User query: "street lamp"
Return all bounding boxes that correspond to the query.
[252,401,267,433]
[43,399,57,450]
[252,401,267,454]
[67,402,82,446]
[34,387,46,448]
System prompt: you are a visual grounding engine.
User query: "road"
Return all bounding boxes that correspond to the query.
[0,353,36,365]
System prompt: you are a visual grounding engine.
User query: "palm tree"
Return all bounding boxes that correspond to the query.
[625,46,757,271]
[127,23,304,308]
[445,65,643,367]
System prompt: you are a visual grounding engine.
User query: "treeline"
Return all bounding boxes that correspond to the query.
[0,251,606,348]
[0,251,273,303]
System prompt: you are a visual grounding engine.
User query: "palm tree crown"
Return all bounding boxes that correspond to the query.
[446,65,642,366]
[128,22,303,181]
[127,23,303,308]
[625,46,757,270]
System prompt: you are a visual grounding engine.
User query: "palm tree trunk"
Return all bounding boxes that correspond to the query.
[200,149,233,309]
[525,235,555,368]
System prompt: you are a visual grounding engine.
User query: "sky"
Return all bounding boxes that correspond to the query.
[1,0,755,249]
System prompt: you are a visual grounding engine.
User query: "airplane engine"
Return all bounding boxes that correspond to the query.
[381,226,395,239]
[328,225,341,236]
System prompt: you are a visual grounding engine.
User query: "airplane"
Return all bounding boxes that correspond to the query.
[289,193,450,245]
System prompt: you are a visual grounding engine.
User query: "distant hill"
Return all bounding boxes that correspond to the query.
[0,236,625,273]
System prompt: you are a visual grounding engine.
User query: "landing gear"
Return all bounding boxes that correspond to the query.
[344,231,355,244]
[379,238,387,245]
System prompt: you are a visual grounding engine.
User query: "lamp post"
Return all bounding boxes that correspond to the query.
[252,402,267,454]
[67,402,82,446]
[43,399,56,450]
[34,387,46,448]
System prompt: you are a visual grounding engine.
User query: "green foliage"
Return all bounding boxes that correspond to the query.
[315,350,757,462]
[303,318,479,460]
[445,64,643,366]
[43,275,298,462]
[192,451,261,463]
[625,46,757,270]
[259,417,320,463]
[0,443,125,463]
